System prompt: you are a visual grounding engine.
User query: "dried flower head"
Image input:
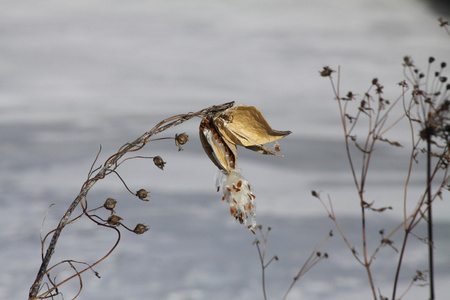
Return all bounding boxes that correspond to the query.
[438,17,449,27]
[107,215,122,226]
[175,133,189,151]
[153,156,166,170]
[133,223,149,234]
[136,189,150,201]
[319,66,335,77]
[403,56,414,67]
[103,198,117,212]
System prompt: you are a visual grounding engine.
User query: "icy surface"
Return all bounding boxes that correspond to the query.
[1,0,449,299]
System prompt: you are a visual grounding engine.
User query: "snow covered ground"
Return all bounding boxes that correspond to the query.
[1,0,449,299]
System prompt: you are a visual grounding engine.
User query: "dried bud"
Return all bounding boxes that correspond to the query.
[133,223,149,234]
[375,84,384,94]
[438,17,449,27]
[175,133,189,151]
[153,156,166,170]
[136,189,150,201]
[403,56,413,67]
[103,198,117,211]
[398,80,408,87]
[107,215,122,226]
[319,66,334,77]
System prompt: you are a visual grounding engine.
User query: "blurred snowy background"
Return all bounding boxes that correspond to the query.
[1,0,449,299]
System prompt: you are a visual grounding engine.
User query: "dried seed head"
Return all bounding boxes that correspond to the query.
[175,133,189,151]
[438,17,449,27]
[403,56,414,67]
[153,156,166,170]
[107,215,122,226]
[375,84,384,94]
[398,80,408,87]
[136,189,150,201]
[429,56,435,64]
[319,66,335,77]
[133,223,149,234]
[104,198,117,211]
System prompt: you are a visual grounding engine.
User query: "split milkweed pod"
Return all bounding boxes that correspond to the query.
[199,104,290,233]
[199,116,237,173]
[213,105,291,156]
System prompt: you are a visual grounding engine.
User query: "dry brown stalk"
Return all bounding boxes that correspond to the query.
[319,59,449,300]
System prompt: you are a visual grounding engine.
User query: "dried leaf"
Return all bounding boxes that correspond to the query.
[213,105,291,155]
[378,137,403,147]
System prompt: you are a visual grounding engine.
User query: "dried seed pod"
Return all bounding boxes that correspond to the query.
[199,116,237,173]
[153,156,166,170]
[133,223,149,234]
[103,198,117,211]
[107,215,122,226]
[175,133,189,151]
[136,189,150,201]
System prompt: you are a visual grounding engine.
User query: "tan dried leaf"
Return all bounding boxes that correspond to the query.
[213,105,291,155]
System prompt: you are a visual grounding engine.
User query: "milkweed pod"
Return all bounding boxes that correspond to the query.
[213,105,291,155]
[199,116,237,173]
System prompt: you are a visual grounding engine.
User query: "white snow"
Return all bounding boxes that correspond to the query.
[1,0,449,299]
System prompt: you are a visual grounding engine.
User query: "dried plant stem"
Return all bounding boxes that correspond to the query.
[28,101,234,300]
[321,52,449,300]
[426,135,435,300]
[282,232,330,300]
[331,70,378,300]
[254,226,276,300]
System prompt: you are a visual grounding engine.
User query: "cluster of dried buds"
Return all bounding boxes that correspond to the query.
[102,197,149,234]
[199,105,290,232]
